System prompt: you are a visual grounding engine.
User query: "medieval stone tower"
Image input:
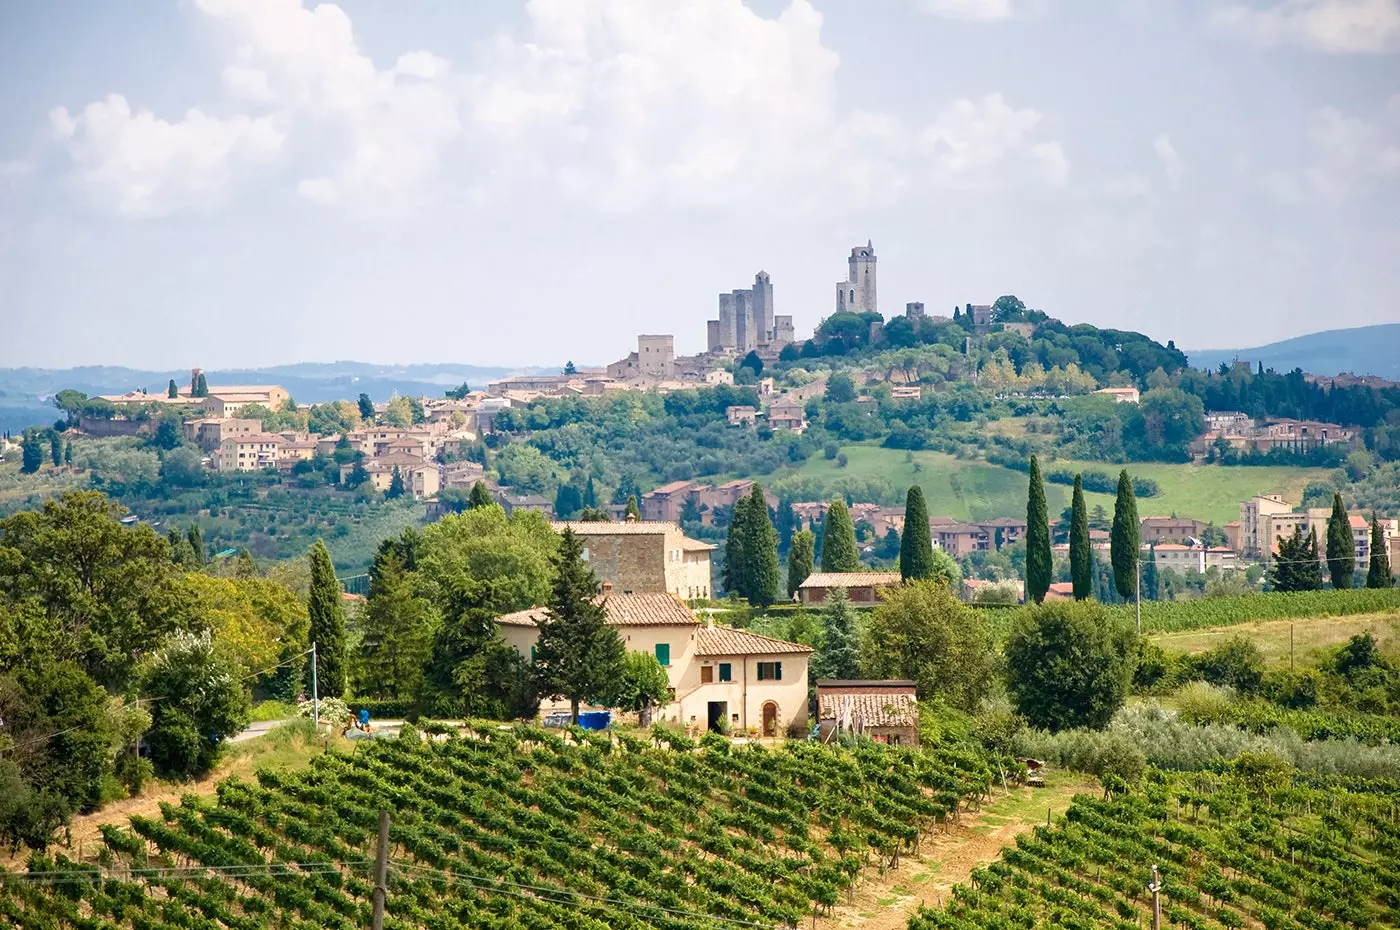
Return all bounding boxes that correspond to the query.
[835,240,877,314]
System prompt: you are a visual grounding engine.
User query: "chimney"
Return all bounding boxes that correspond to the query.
[601,580,613,596]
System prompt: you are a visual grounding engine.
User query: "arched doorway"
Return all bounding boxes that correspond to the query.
[761,702,778,738]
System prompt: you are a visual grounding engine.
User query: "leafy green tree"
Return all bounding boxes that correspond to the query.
[1005,600,1136,731]
[307,540,347,698]
[468,480,494,509]
[1270,526,1322,592]
[187,523,205,566]
[608,652,671,726]
[1110,469,1139,601]
[1025,456,1052,604]
[140,631,250,778]
[0,491,192,690]
[422,576,534,720]
[820,499,860,572]
[532,529,626,723]
[345,455,369,488]
[862,581,996,711]
[357,393,375,421]
[927,547,962,588]
[383,395,414,428]
[167,528,195,568]
[899,485,934,581]
[1070,474,1091,600]
[167,379,178,398]
[625,495,641,521]
[876,527,901,560]
[161,446,204,486]
[564,361,578,375]
[48,431,62,467]
[1368,514,1393,588]
[554,483,582,519]
[152,417,182,450]
[1325,492,1355,590]
[194,372,208,397]
[51,389,88,429]
[825,372,856,404]
[387,465,406,499]
[740,351,763,376]
[353,550,437,700]
[813,587,860,680]
[445,382,470,400]
[417,505,559,615]
[20,431,42,474]
[786,529,815,599]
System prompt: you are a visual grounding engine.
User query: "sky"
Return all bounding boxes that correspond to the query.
[1,0,1398,370]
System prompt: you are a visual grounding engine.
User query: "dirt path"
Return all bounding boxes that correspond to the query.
[814,779,1094,930]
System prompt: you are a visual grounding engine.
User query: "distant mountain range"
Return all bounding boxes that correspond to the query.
[0,361,554,434]
[1187,323,1400,380]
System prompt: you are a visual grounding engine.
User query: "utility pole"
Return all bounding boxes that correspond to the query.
[371,811,389,930]
[1135,559,1142,635]
[311,642,320,729]
[1148,864,1161,930]
[1290,623,1295,674]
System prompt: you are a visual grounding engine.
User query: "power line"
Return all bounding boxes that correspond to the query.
[1,860,370,886]
[393,860,779,929]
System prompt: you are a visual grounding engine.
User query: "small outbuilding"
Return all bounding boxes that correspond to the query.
[816,679,919,747]
[797,572,902,606]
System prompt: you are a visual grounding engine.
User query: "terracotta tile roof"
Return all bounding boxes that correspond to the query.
[553,521,673,535]
[680,537,716,552]
[695,626,812,656]
[495,593,699,629]
[798,572,903,589]
[648,480,696,496]
[817,689,917,728]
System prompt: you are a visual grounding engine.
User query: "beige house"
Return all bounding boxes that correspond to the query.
[704,369,735,386]
[1240,494,1306,560]
[277,439,318,468]
[1304,510,1399,576]
[1096,386,1141,404]
[797,572,903,606]
[554,521,714,599]
[201,386,291,417]
[1140,516,1206,545]
[214,433,283,472]
[766,399,806,432]
[497,590,811,735]
[816,680,918,746]
[726,405,758,427]
[340,454,440,499]
[183,417,262,452]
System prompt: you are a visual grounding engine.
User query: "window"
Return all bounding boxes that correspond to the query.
[580,547,590,561]
[757,662,782,681]
[655,643,670,667]
[701,665,713,684]
[719,663,732,682]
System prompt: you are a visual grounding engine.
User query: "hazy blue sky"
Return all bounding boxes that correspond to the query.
[1,0,1397,369]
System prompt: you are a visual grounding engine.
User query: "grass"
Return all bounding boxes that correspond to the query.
[789,445,1328,524]
[1150,610,1400,668]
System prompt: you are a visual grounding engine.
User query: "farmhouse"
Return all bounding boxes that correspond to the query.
[552,521,714,600]
[797,572,902,606]
[816,680,919,746]
[496,588,811,735]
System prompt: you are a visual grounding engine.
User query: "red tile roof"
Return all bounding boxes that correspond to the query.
[495,593,699,629]
[798,572,902,589]
[695,626,812,656]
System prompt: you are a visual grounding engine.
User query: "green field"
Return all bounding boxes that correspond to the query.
[790,445,1328,524]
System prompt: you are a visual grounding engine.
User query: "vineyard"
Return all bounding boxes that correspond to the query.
[0,724,1005,930]
[911,767,1400,930]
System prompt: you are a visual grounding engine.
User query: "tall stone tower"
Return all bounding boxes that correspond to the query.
[835,240,877,314]
[751,271,774,345]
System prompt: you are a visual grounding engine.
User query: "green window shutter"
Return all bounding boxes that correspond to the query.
[757,663,767,681]
[655,643,670,667]
[774,662,782,681]
[529,645,536,663]
[719,663,732,682]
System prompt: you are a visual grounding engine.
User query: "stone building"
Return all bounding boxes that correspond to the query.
[797,572,903,606]
[816,680,918,746]
[835,241,878,313]
[553,520,714,600]
[608,335,676,381]
[709,271,789,354]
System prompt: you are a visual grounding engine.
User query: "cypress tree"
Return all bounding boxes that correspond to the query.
[625,496,641,521]
[1367,515,1392,588]
[187,523,205,565]
[387,466,406,499]
[723,493,752,599]
[1325,492,1355,590]
[194,372,208,398]
[1070,474,1091,601]
[899,485,934,581]
[583,476,598,508]
[744,484,780,607]
[49,431,62,466]
[533,528,626,723]
[467,480,494,509]
[308,540,347,698]
[1271,526,1323,592]
[1143,544,1159,601]
[1025,457,1052,604]
[787,529,815,600]
[167,379,179,398]
[20,431,42,474]
[63,441,72,466]
[1110,469,1139,601]
[358,393,375,421]
[821,499,861,572]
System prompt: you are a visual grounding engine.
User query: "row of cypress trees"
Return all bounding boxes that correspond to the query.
[1025,455,1141,605]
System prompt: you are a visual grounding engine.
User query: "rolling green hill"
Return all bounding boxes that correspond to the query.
[788,446,1327,525]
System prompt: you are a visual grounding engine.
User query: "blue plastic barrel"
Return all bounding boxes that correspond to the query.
[577,711,611,731]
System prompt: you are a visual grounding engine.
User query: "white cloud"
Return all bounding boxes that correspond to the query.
[1262,94,1400,202]
[1209,0,1400,54]
[47,94,283,217]
[918,94,1067,188]
[1154,133,1184,189]
[918,0,1019,20]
